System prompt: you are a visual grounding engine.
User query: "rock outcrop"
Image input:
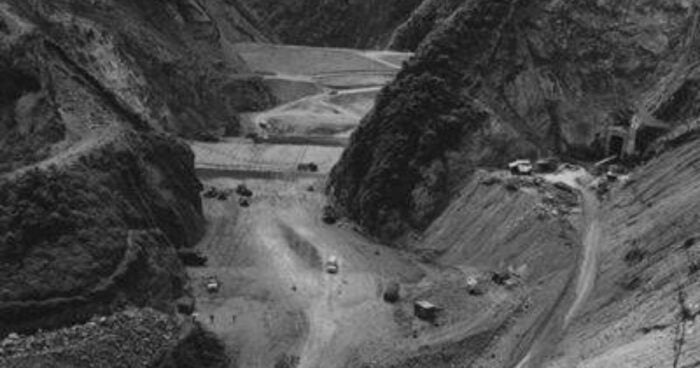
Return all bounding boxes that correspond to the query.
[0,308,182,368]
[329,0,700,239]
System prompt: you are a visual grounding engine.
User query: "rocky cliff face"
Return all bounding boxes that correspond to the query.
[243,0,424,49]
[387,0,463,51]
[0,0,272,335]
[329,0,700,240]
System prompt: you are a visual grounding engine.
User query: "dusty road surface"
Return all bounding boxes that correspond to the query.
[540,168,601,327]
[512,168,602,368]
[564,188,602,327]
[190,177,424,368]
[186,43,427,368]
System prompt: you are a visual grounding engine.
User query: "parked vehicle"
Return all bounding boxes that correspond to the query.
[508,159,533,175]
[325,256,339,274]
[205,277,220,293]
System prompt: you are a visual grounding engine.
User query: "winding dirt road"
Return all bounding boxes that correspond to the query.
[564,189,602,327]
[513,169,603,368]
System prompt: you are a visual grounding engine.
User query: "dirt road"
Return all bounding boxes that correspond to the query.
[512,169,602,368]
[537,168,602,326]
[564,189,602,326]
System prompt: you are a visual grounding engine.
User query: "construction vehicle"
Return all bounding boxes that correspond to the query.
[508,159,533,175]
[325,256,339,274]
[205,277,220,293]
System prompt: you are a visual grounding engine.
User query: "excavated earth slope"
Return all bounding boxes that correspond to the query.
[539,135,700,368]
[329,0,700,239]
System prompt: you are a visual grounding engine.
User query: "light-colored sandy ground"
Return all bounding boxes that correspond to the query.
[233,43,398,75]
[189,177,425,368]
[191,138,344,174]
[188,43,427,368]
[233,43,406,143]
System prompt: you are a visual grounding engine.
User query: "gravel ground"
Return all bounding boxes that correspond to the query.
[0,309,180,368]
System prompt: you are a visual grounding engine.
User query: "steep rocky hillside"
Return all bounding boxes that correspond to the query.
[329,0,700,239]
[243,0,424,49]
[0,0,275,336]
[0,130,203,335]
[537,135,700,368]
[387,0,463,51]
[0,0,274,155]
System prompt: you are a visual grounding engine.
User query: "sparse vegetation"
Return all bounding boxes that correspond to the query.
[624,247,647,266]
[621,276,643,291]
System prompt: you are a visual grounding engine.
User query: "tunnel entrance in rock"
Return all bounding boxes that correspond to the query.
[608,135,625,157]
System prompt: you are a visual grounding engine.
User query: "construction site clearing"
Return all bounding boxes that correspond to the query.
[173,43,641,368]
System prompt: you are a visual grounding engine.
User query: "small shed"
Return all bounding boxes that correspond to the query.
[414,300,440,321]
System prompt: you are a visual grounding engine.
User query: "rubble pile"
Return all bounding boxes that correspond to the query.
[0,309,179,368]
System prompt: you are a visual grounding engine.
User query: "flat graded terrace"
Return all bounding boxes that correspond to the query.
[233,43,400,75]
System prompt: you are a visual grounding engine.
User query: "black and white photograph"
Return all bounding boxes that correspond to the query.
[1,1,700,367]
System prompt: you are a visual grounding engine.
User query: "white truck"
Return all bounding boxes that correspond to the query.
[205,277,220,293]
[325,256,339,274]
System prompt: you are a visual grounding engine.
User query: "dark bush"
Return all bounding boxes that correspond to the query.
[621,276,642,291]
[683,237,696,249]
[624,248,646,266]
[383,281,401,303]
